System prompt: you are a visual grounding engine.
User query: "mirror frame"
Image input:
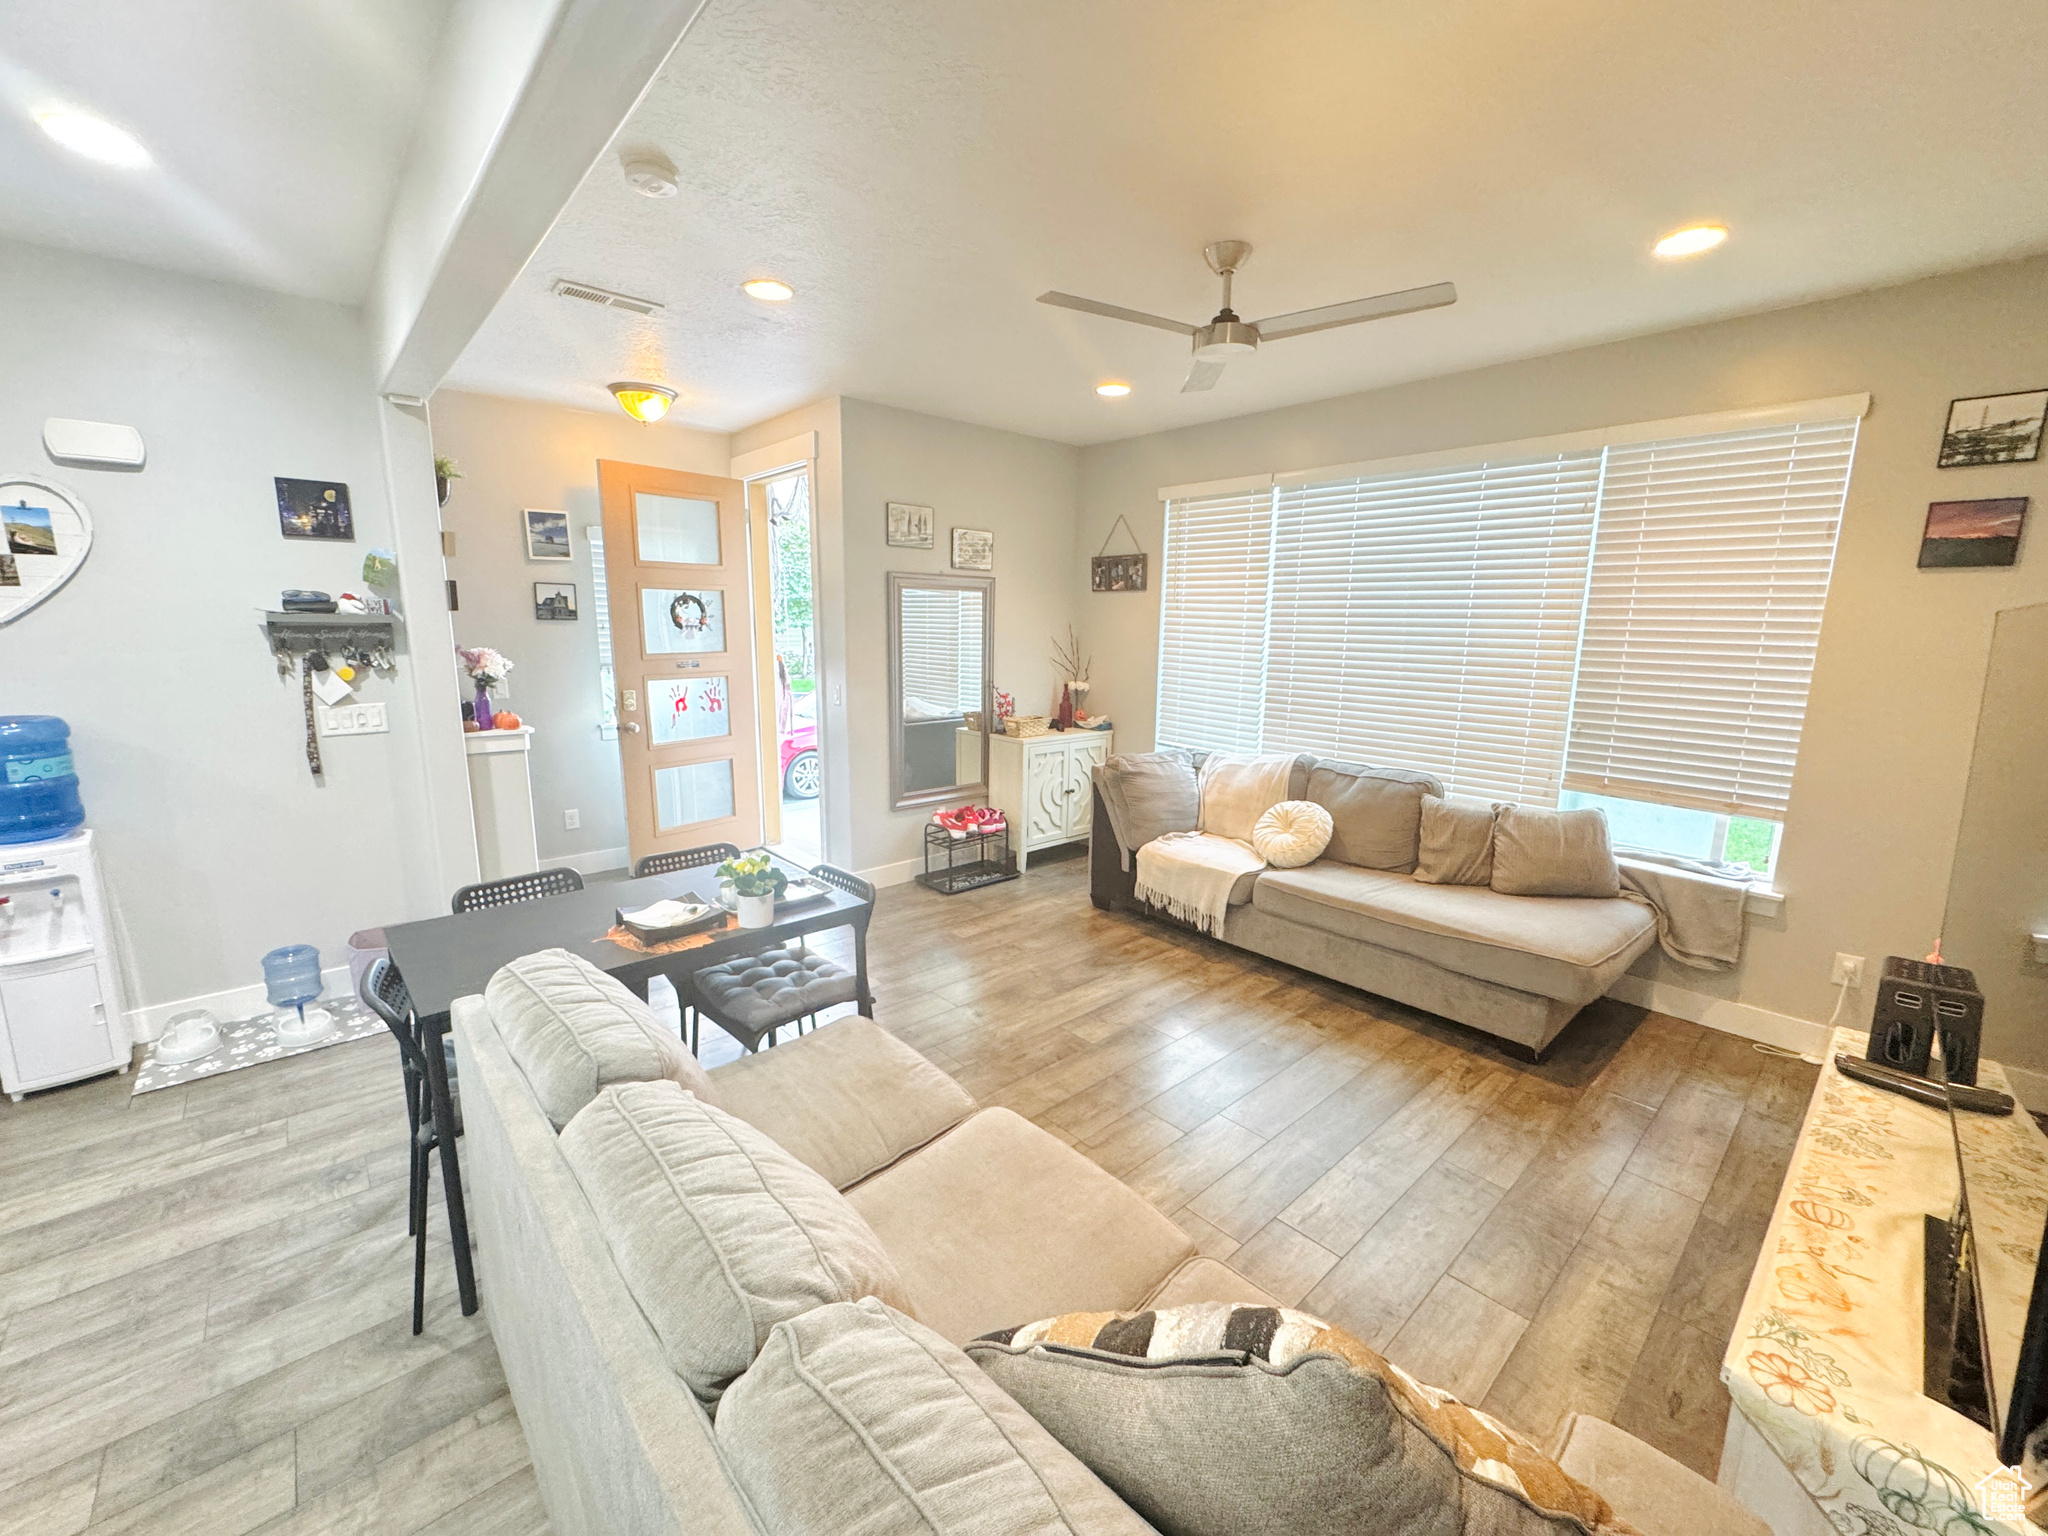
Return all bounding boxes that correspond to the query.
[887,570,994,810]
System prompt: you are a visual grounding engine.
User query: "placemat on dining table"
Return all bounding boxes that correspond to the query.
[598,918,739,956]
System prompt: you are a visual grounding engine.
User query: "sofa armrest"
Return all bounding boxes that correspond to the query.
[707,1018,976,1190]
[1091,783,1139,912]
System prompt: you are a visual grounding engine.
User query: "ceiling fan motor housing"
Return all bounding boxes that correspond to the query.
[1195,319,1260,358]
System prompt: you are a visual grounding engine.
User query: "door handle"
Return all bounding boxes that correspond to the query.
[622,721,642,733]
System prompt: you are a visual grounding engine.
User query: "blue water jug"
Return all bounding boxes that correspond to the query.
[0,716,86,845]
[261,945,323,1009]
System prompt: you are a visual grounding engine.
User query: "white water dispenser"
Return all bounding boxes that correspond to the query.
[0,829,129,1100]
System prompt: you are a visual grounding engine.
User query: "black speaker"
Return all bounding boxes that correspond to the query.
[1867,956,1983,1087]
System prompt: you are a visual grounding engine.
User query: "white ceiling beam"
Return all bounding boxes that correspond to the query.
[368,0,710,397]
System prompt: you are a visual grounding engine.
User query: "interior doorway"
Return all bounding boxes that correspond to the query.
[763,469,823,867]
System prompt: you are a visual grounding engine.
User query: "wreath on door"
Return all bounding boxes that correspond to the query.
[669,593,710,634]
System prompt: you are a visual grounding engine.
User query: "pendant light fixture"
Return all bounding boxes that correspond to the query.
[608,381,677,423]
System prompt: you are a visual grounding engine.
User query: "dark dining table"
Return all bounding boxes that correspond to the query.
[381,854,875,1315]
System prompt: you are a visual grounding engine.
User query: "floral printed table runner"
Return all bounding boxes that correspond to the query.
[1724,1028,2048,1534]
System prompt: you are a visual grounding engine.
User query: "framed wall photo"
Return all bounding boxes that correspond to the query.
[525,508,573,560]
[534,581,577,620]
[1091,552,1147,592]
[951,527,993,571]
[886,501,934,549]
[275,478,353,541]
[1937,390,2047,467]
[1919,497,2028,568]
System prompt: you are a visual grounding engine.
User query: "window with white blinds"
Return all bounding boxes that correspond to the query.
[1563,417,1858,820]
[1154,401,1859,824]
[1263,453,1602,803]
[1156,487,1273,752]
[899,588,985,715]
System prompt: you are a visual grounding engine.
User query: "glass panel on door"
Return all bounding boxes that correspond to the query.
[642,587,726,653]
[649,676,732,744]
[654,760,737,830]
[635,493,721,565]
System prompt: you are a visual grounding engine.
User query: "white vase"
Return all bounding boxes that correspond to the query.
[737,892,776,929]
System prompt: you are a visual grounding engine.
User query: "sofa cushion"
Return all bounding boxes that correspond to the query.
[1305,762,1444,873]
[1557,1415,1768,1536]
[1142,1256,1281,1310]
[967,1303,1638,1536]
[718,1298,1156,1536]
[1491,805,1621,898]
[1251,800,1334,869]
[1251,863,1655,1004]
[1095,752,1199,866]
[558,1080,908,1405]
[485,947,714,1129]
[846,1108,1194,1344]
[707,1017,976,1190]
[1415,795,1500,887]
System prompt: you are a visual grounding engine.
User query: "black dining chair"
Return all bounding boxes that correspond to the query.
[449,865,584,914]
[687,862,873,1056]
[633,843,742,1051]
[360,956,469,1335]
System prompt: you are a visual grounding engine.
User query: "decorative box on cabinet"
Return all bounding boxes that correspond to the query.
[986,730,1110,871]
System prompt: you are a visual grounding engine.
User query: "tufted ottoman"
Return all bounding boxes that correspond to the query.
[690,946,863,1054]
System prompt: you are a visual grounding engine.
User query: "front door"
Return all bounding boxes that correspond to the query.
[597,461,760,868]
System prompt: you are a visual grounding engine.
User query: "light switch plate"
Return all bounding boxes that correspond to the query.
[319,702,388,736]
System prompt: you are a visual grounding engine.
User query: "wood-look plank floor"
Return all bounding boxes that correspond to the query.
[0,847,1814,1533]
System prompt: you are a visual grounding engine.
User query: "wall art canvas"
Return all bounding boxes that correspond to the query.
[951,527,994,571]
[275,478,353,540]
[1919,497,2028,568]
[1091,553,1148,592]
[1937,390,2047,467]
[525,508,572,560]
[0,477,93,626]
[886,501,935,548]
[534,581,577,620]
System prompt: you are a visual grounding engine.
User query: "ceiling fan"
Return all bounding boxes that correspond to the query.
[1038,240,1456,393]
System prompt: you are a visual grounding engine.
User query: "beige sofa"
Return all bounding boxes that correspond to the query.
[454,948,1763,1536]
[1092,754,1660,1057]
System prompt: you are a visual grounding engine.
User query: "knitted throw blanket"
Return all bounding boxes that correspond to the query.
[1134,832,1267,936]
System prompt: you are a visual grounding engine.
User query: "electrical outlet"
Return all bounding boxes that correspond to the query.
[319,702,388,737]
[1831,952,1865,989]
[563,809,581,830]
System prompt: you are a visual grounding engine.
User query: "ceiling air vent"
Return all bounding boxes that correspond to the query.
[550,279,664,316]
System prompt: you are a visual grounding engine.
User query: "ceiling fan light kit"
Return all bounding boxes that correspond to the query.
[1039,239,1456,392]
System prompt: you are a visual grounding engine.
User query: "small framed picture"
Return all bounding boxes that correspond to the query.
[1919,497,2028,569]
[886,502,934,548]
[1937,390,2047,468]
[276,478,354,541]
[1091,553,1148,592]
[525,508,573,560]
[951,527,993,571]
[534,581,578,620]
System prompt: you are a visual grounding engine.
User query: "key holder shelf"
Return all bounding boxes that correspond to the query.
[263,611,401,677]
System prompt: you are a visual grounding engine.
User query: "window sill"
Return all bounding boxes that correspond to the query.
[1745,884,1784,917]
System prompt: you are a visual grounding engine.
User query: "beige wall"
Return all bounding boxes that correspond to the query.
[428,390,730,866]
[1942,601,2048,1084]
[1073,255,2048,1040]
[839,399,1082,874]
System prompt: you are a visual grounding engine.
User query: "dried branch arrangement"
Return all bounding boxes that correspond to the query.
[1050,625,1092,684]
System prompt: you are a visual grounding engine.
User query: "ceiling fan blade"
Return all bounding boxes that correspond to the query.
[1182,357,1228,393]
[1038,291,1199,337]
[1252,281,1458,342]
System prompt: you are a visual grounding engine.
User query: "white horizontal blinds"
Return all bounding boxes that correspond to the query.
[900,590,975,713]
[1156,488,1275,752]
[1564,416,1858,820]
[1263,453,1602,803]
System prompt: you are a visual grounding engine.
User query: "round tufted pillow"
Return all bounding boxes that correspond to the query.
[1251,800,1333,868]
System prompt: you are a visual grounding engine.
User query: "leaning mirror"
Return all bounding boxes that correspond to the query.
[888,572,992,810]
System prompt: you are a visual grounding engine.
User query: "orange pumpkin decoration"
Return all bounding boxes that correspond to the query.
[494,712,523,730]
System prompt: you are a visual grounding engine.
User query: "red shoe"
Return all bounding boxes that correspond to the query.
[971,807,1006,834]
[933,806,975,839]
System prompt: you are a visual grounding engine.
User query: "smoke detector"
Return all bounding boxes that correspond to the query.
[620,150,678,198]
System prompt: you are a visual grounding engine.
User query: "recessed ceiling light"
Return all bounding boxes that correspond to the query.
[1095,381,1132,398]
[742,278,794,302]
[608,381,677,423]
[37,112,150,168]
[1653,224,1728,259]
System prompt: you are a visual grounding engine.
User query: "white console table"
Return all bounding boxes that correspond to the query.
[464,726,539,882]
[986,729,1111,871]
[1719,1027,2048,1534]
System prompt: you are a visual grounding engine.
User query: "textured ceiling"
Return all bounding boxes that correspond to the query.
[448,0,2048,445]
[0,0,452,302]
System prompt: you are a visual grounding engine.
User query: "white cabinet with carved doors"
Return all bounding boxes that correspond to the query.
[987,730,1111,871]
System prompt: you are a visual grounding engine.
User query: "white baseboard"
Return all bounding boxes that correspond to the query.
[1605,973,1830,1059]
[127,963,355,1044]
[857,857,919,890]
[556,845,629,876]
